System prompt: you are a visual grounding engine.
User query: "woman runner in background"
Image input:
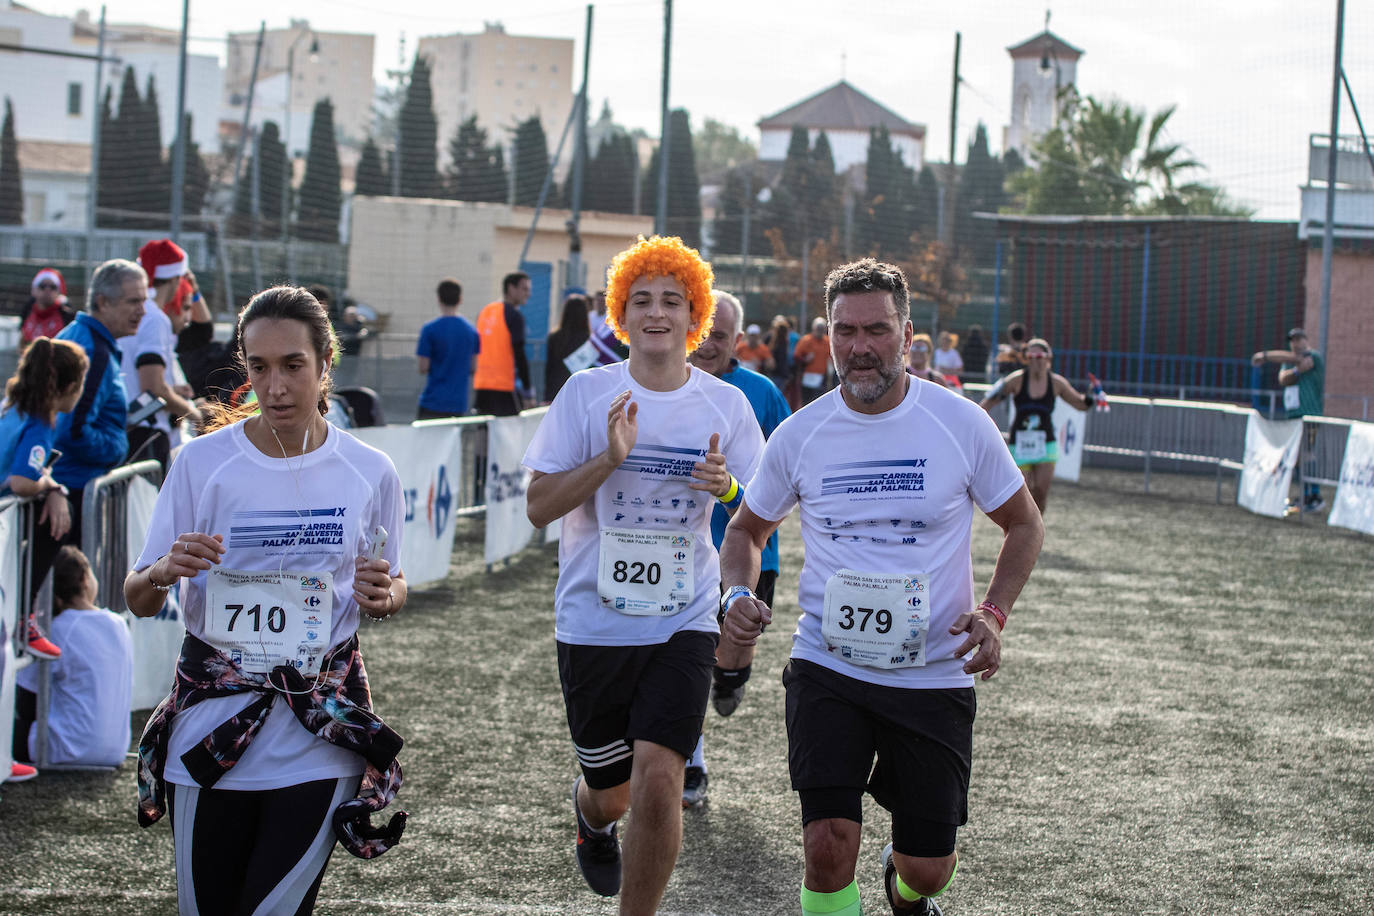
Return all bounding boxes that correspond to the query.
[544,292,592,402]
[125,286,408,916]
[905,333,948,386]
[979,337,1093,513]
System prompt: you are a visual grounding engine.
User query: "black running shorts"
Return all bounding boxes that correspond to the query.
[557,630,717,790]
[783,658,975,858]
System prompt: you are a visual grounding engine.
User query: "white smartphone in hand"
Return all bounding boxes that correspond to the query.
[365,526,388,562]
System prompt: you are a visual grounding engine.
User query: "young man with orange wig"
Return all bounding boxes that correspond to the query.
[524,236,765,914]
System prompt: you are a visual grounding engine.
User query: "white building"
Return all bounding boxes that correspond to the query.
[757,81,925,175]
[224,20,374,155]
[418,22,574,173]
[72,11,222,150]
[0,1,220,227]
[1004,29,1083,161]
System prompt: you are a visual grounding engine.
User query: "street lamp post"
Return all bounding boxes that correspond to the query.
[282,27,319,246]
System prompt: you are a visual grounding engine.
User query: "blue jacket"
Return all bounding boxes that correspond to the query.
[710,360,791,573]
[54,313,128,490]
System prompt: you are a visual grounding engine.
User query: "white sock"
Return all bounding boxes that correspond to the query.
[687,734,706,772]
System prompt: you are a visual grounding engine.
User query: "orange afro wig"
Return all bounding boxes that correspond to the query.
[604,235,715,353]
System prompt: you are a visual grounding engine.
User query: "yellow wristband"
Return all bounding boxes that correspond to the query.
[718,475,739,506]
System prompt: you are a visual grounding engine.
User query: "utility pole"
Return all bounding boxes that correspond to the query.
[739,169,751,303]
[169,0,190,241]
[567,5,593,291]
[227,23,265,220]
[1318,0,1345,393]
[654,0,672,236]
[84,6,107,282]
[389,33,407,197]
[940,31,962,245]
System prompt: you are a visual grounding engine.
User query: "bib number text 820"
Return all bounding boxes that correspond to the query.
[226,603,287,634]
[836,604,892,634]
[612,560,661,585]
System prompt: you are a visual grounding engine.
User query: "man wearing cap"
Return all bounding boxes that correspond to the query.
[21,268,76,346]
[123,239,202,469]
[1252,327,1326,513]
[735,322,775,374]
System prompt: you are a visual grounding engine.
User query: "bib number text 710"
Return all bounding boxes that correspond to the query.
[226,603,287,634]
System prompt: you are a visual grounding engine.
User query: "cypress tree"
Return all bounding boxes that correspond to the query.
[0,98,22,225]
[446,116,507,203]
[355,137,388,197]
[512,116,550,207]
[954,123,1006,266]
[397,55,440,198]
[296,98,341,242]
[95,86,115,227]
[103,67,142,227]
[664,109,701,249]
[141,74,167,227]
[179,113,210,220]
[257,121,287,237]
[585,130,636,214]
[808,130,837,245]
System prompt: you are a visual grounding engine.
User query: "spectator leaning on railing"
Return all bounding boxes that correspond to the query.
[41,258,146,574]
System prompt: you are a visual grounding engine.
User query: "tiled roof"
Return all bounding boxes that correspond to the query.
[1006,30,1083,60]
[16,141,91,175]
[757,80,924,138]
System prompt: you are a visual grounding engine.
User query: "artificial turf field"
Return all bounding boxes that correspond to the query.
[1,467,1371,915]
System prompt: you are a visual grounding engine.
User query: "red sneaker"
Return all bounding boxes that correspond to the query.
[8,763,38,782]
[25,615,61,660]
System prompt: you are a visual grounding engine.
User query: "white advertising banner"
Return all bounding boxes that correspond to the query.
[125,474,184,711]
[1238,413,1302,519]
[1329,421,1374,535]
[0,503,20,778]
[353,424,463,587]
[1052,401,1087,482]
[484,411,546,565]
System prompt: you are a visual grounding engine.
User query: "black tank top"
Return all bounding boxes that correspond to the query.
[1011,375,1056,444]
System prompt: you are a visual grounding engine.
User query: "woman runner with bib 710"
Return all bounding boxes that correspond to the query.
[125,286,408,916]
[978,337,1094,514]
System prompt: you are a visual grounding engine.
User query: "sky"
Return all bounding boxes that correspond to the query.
[44,0,1374,219]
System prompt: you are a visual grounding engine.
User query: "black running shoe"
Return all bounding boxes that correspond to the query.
[882,843,942,915]
[571,777,621,896]
[1304,496,1326,513]
[712,682,746,717]
[682,766,709,808]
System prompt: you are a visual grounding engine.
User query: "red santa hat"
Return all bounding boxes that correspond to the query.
[137,238,189,282]
[31,267,66,295]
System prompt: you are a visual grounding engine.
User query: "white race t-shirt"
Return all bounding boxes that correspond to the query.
[17,606,133,767]
[522,361,765,646]
[133,420,404,790]
[744,378,1023,689]
[119,298,187,436]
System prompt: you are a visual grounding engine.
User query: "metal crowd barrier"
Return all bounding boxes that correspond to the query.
[413,414,492,519]
[24,461,162,770]
[965,383,1356,512]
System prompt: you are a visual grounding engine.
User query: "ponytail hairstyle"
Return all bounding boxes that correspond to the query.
[4,337,89,426]
[202,286,338,432]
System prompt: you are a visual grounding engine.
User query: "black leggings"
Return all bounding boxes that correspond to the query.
[168,775,359,916]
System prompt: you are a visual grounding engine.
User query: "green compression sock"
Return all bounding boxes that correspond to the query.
[801,880,861,915]
[895,855,958,902]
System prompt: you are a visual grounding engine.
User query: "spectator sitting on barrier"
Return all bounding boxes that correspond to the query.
[20,268,76,348]
[12,545,133,770]
[0,337,89,659]
[934,330,964,388]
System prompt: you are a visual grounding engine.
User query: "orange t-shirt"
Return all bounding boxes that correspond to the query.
[793,334,831,384]
[735,341,772,371]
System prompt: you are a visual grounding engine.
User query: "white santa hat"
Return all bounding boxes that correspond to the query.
[31,267,66,294]
[137,238,189,281]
